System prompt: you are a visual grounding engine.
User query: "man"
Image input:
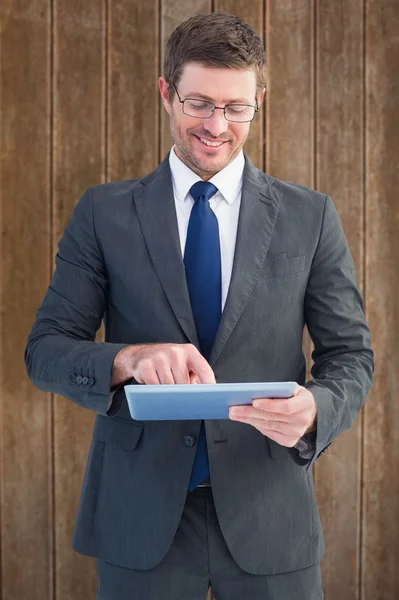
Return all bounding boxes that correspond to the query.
[25,12,373,600]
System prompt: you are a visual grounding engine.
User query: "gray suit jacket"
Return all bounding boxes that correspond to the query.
[25,153,373,575]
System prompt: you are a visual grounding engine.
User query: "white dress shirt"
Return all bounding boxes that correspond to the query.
[169,146,244,311]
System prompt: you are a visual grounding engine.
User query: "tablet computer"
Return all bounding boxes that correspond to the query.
[124,381,297,421]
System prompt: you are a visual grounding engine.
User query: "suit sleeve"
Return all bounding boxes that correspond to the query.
[303,195,374,469]
[25,188,129,415]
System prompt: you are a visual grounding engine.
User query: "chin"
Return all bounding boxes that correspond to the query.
[194,149,230,164]
[196,159,225,173]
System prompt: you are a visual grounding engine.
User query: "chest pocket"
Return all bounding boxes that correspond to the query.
[264,254,306,279]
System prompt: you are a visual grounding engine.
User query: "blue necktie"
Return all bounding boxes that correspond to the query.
[184,181,221,492]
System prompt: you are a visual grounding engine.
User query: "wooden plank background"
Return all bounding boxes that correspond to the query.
[0,1,398,599]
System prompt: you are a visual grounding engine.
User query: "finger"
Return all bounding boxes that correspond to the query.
[230,415,303,441]
[148,353,174,384]
[252,395,307,415]
[230,406,291,423]
[186,346,216,384]
[189,371,201,384]
[230,415,288,435]
[137,361,161,385]
[248,406,310,430]
[158,368,175,384]
[171,360,191,384]
[264,429,301,448]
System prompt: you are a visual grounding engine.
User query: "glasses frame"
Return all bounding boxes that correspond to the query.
[172,85,259,123]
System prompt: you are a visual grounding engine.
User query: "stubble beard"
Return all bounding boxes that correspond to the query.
[170,114,242,179]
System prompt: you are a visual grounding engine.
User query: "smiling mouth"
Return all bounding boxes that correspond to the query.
[194,134,228,148]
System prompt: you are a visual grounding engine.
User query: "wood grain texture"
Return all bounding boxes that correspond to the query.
[52,1,106,598]
[363,1,399,597]
[160,0,211,160]
[108,0,159,180]
[314,2,365,599]
[0,2,52,599]
[265,0,313,186]
[213,1,265,170]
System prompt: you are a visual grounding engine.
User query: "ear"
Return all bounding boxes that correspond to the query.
[159,76,172,115]
[257,87,266,109]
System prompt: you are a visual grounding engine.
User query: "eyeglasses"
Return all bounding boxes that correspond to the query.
[172,85,259,123]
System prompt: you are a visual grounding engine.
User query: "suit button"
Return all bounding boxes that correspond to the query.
[88,378,95,386]
[69,374,76,384]
[76,375,83,385]
[183,435,196,447]
[82,377,89,385]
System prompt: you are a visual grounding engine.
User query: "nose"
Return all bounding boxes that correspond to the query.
[203,108,229,138]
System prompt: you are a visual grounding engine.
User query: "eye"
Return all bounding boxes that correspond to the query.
[187,100,211,110]
[227,105,247,113]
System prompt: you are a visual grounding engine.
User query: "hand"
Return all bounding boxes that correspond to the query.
[229,385,317,447]
[111,343,216,386]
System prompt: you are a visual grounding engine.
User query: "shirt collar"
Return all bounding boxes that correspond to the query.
[169,145,244,205]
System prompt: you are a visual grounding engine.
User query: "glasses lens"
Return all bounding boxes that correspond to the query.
[225,105,256,122]
[183,99,214,118]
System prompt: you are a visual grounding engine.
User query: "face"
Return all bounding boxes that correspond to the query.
[159,63,264,180]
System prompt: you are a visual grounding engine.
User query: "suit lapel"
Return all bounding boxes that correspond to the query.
[133,155,199,348]
[209,155,283,365]
[133,153,282,364]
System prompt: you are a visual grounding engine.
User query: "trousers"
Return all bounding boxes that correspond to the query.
[96,487,324,600]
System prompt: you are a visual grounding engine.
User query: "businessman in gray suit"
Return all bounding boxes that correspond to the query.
[25,12,373,600]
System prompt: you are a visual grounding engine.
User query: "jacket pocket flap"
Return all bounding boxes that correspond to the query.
[268,438,288,460]
[267,255,306,278]
[93,415,143,451]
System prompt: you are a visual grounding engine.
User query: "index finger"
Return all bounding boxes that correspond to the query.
[186,347,216,384]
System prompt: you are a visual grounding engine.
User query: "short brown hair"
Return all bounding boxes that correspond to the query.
[163,13,267,100]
